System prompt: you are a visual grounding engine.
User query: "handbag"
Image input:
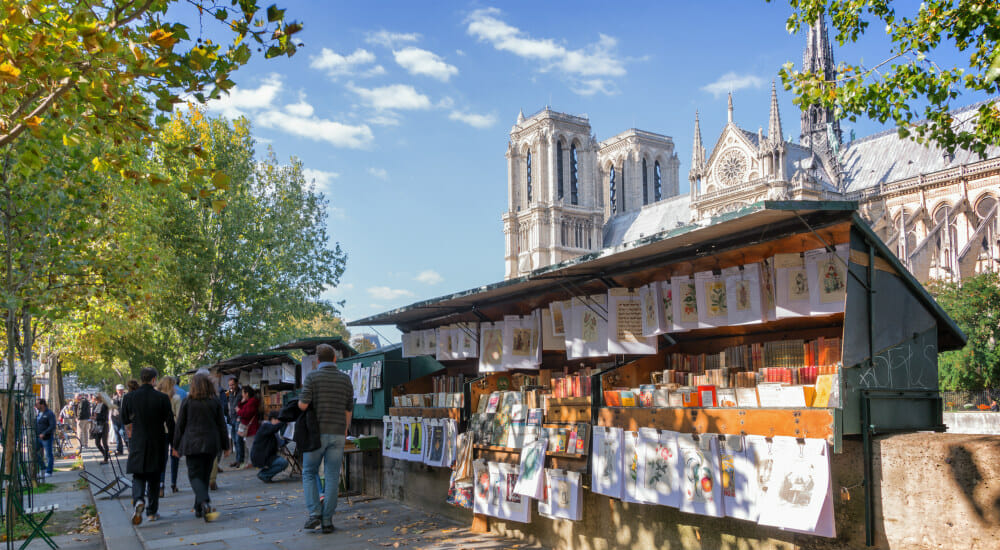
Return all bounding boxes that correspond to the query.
[237,422,249,438]
[90,423,105,437]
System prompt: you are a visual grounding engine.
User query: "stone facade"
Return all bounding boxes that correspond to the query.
[503,16,1000,284]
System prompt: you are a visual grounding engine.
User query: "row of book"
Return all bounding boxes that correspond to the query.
[549,370,593,398]
[432,374,466,394]
[603,372,840,409]
[393,392,464,408]
[664,337,842,373]
[653,363,840,389]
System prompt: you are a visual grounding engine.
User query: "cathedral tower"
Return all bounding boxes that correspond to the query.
[503,108,604,279]
[800,13,842,176]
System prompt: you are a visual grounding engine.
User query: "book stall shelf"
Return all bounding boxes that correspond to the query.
[350,202,967,547]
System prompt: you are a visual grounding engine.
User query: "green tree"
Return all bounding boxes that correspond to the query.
[928,271,1000,390]
[778,0,1000,157]
[351,336,376,354]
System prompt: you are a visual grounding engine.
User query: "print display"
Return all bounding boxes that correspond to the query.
[670,275,700,331]
[774,253,812,318]
[608,288,657,355]
[479,322,505,372]
[677,433,724,517]
[636,428,681,507]
[538,469,583,521]
[805,244,850,315]
[591,426,623,498]
[513,438,548,499]
[757,438,835,537]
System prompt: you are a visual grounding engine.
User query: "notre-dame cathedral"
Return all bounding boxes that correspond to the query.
[503,16,1000,284]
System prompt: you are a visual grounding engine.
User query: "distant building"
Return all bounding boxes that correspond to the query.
[503,15,1000,284]
[353,332,381,350]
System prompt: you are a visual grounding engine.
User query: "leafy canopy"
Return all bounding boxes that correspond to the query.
[929,271,1000,390]
[778,0,1000,157]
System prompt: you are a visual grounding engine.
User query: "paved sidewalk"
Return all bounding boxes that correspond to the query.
[82,452,544,550]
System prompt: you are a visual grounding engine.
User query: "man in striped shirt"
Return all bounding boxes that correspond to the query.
[298,343,354,534]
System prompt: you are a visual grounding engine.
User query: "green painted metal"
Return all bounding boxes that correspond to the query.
[338,345,444,419]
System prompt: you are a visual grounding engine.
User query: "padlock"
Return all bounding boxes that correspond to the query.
[840,486,850,502]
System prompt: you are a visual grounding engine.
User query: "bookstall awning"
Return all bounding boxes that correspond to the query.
[208,351,296,374]
[271,336,357,357]
[349,200,965,351]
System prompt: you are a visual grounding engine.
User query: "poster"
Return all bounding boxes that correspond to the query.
[425,420,446,467]
[725,263,764,326]
[503,314,540,370]
[538,469,583,521]
[670,275,700,331]
[805,244,850,316]
[473,459,492,516]
[496,462,532,523]
[719,435,757,521]
[457,322,479,359]
[695,270,728,328]
[774,253,811,318]
[549,301,567,336]
[591,426,624,499]
[757,438,835,537]
[513,438,548,499]
[568,295,609,359]
[608,288,658,355]
[478,321,506,373]
[390,417,405,459]
[677,433,724,517]
[639,281,668,337]
[541,308,567,351]
[636,428,681,507]
[382,415,394,456]
[436,325,456,361]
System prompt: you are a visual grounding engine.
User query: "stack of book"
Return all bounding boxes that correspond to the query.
[432,373,465,394]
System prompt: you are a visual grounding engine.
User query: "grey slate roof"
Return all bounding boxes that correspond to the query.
[842,100,1000,192]
[602,194,692,247]
[739,129,761,147]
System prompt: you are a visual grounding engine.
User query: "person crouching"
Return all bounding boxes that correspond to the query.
[251,411,288,483]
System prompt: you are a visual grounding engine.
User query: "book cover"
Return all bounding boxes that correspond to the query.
[638,385,655,408]
[653,388,671,407]
[620,390,637,407]
[526,408,544,426]
[716,388,738,408]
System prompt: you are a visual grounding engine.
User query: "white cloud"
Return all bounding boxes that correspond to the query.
[449,110,496,129]
[367,286,414,301]
[366,30,421,48]
[393,47,459,81]
[324,282,354,298]
[701,71,765,98]
[415,270,443,285]
[208,74,283,118]
[368,113,401,126]
[368,167,388,180]
[284,97,315,118]
[310,48,378,77]
[302,168,340,192]
[256,110,374,149]
[348,83,432,111]
[465,8,627,95]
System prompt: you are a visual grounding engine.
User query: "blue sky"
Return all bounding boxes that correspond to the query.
[187,1,979,345]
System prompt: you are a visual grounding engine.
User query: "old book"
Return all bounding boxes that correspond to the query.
[716,388,738,408]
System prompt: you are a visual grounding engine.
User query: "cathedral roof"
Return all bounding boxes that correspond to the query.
[842,99,1000,193]
[602,195,692,248]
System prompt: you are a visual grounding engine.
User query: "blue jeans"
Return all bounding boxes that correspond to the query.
[258,456,288,482]
[37,436,54,474]
[231,421,246,463]
[302,434,345,524]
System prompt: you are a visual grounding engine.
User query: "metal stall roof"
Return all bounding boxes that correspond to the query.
[209,351,296,373]
[349,201,965,351]
[271,336,357,358]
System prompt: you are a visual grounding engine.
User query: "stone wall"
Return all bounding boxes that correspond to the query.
[943,412,1000,434]
[374,432,1000,550]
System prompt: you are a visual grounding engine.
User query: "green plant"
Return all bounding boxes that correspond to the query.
[32,482,56,494]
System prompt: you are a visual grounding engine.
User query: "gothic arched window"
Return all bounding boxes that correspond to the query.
[609,165,616,214]
[570,145,579,205]
[526,151,532,205]
[642,158,649,205]
[556,141,564,200]
[619,160,626,212]
[976,195,997,224]
[654,161,662,201]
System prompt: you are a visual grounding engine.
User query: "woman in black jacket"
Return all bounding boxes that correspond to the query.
[90,394,111,464]
[173,373,230,521]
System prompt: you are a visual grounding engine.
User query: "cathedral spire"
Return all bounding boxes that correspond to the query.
[727,92,734,124]
[692,110,705,170]
[517,109,525,124]
[799,12,842,170]
[768,81,783,142]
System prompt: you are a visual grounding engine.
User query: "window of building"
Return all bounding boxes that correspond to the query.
[620,160,626,212]
[526,151,532,205]
[570,144,579,205]
[976,195,997,224]
[557,141,564,200]
[654,161,662,201]
[609,165,616,214]
[642,158,649,205]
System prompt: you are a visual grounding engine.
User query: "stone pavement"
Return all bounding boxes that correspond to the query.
[79,450,545,550]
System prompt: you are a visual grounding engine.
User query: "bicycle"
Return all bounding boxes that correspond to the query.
[55,423,80,458]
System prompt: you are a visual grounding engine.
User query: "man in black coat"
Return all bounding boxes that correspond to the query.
[121,367,175,524]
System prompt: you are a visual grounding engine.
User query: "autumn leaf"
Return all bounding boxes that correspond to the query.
[0,61,21,82]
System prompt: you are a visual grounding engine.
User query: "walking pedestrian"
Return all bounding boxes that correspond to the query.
[225,378,243,466]
[251,411,288,482]
[75,393,92,451]
[112,384,127,455]
[236,386,261,469]
[298,344,354,534]
[35,398,56,477]
[90,394,111,464]
[121,367,175,524]
[157,376,183,495]
[172,373,230,522]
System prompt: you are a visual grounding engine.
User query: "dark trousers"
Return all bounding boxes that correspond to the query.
[132,471,163,515]
[186,453,215,509]
[160,447,180,487]
[94,429,110,461]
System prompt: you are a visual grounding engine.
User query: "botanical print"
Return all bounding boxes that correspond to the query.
[643,292,657,329]
[512,328,531,356]
[683,445,715,503]
[581,309,599,343]
[663,286,674,325]
[551,303,565,335]
[644,441,676,494]
[601,436,617,481]
[761,258,776,311]
[819,257,846,303]
[735,279,751,311]
[720,448,736,498]
[680,282,698,323]
[483,328,503,367]
[788,268,809,301]
[705,280,728,318]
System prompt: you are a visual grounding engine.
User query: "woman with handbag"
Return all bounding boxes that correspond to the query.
[236,386,261,469]
[90,394,111,464]
[173,373,230,522]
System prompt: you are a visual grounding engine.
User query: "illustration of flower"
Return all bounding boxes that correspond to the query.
[708,282,727,316]
[682,284,697,315]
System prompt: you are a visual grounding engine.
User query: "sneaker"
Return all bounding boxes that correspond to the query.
[303,516,321,530]
[203,504,219,523]
[147,513,161,522]
[321,524,335,534]
[131,501,145,525]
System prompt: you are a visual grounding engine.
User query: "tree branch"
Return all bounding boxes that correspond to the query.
[0,75,78,148]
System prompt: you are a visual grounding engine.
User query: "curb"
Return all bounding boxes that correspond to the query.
[83,455,148,550]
